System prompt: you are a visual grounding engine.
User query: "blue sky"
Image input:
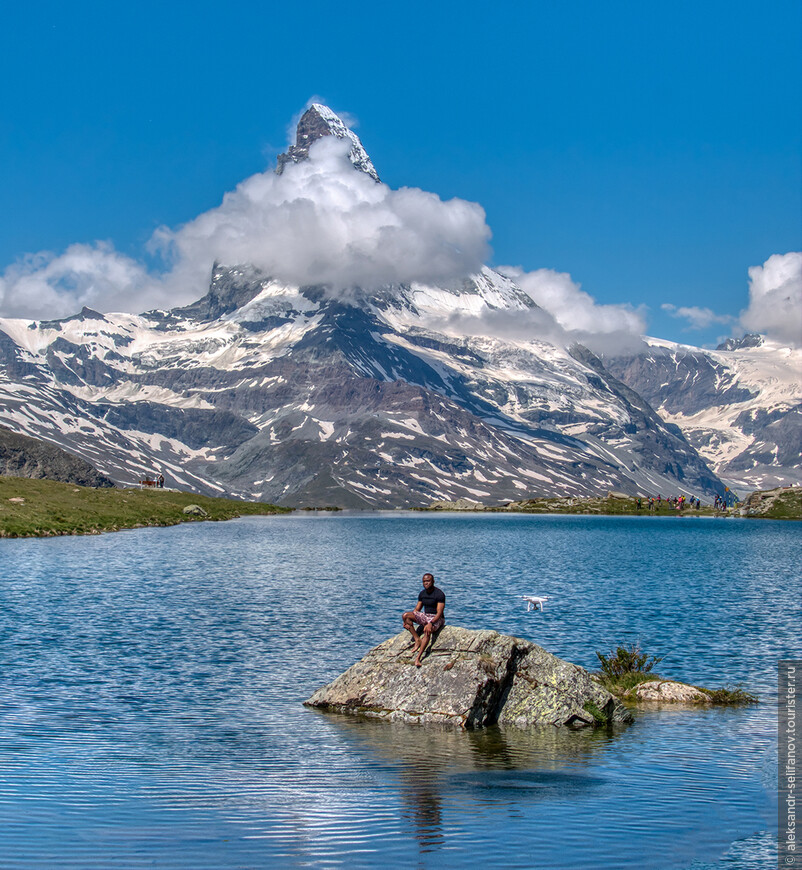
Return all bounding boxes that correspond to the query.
[1,0,799,346]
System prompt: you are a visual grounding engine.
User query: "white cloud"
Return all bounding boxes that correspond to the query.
[416,267,648,356]
[0,136,491,320]
[498,266,646,336]
[0,243,157,320]
[490,265,647,353]
[154,137,490,292]
[661,303,734,330]
[740,252,802,347]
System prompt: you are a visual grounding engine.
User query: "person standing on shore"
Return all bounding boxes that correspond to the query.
[402,573,445,668]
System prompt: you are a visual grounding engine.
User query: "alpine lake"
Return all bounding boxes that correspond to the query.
[0,511,799,869]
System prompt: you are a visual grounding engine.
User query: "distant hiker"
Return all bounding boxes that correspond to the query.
[402,573,445,668]
[157,473,165,488]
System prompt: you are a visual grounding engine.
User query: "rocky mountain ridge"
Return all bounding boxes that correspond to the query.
[605,337,801,491]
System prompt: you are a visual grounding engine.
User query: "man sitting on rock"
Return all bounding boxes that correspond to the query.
[402,573,445,668]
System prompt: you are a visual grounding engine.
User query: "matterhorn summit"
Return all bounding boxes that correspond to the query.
[276,103,380,181]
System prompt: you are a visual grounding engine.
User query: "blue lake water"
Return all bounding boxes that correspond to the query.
[0,512,799,868]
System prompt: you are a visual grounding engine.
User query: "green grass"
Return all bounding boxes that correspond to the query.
[0,477,290,537]
[692,685,759,705]
[581,700,610,724]
[594,642,758,706]
[756,489,802,520]
[597,642,663,677]
[596,671,661,694]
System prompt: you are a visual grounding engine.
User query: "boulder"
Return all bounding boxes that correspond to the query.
[498,643,631,727]
[182,504,209,517]
[627,680,712,704]
[304,626,631,729]
[428,498,485,511]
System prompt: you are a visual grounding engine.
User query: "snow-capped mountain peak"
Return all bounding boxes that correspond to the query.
[4,102,794,506]
[276,103,380,182]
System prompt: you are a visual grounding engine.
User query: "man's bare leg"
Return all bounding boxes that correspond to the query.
[402,613,421,652]
[414,625,432,667]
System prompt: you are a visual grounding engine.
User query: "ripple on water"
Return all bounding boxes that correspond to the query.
[0,513,798,868]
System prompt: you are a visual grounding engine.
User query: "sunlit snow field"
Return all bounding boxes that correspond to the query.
[0,512,798,868]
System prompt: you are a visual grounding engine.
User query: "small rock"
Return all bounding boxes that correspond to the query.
[8,497,25,504]
[627,680,711,704]
[182,504,209,517]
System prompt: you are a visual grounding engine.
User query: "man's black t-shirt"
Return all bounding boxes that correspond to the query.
[418,586,446,614]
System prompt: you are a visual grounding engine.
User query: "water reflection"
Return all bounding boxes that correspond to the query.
[314,712,630,855]
[400,770,444,853]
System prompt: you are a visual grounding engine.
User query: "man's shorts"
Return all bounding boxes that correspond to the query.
[410,611,445,631]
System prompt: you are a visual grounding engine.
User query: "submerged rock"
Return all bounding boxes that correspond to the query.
[304,626,631,729]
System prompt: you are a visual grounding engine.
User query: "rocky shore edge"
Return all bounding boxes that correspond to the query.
[421,486,802,520]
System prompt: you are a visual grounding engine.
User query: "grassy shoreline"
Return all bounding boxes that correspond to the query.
[0,477,290,538]
[3,478,800,537]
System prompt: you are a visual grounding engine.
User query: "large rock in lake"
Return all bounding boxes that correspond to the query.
[304,626,631,729]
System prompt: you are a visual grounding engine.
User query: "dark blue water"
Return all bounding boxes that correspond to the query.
[0,513,799,868]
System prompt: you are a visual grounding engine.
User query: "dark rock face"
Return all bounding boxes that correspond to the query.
[0,424,114,487]
[276,106,340,172]
[304,626,631,729]
[36,307,106,331]
[210,364,618,508]
[174,264,269,322]
[604,347,756,417]
[569,345,723,495]
[716,334,764,351]
[730,405,802,469]
[96,402,258,452]
[276,103,380,181]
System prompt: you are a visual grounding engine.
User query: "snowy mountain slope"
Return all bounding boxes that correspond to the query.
[0,260,725,505]
[0,103,733,506]
[605,335,802,491]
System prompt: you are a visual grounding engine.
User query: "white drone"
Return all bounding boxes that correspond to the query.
[522,595,549,612]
